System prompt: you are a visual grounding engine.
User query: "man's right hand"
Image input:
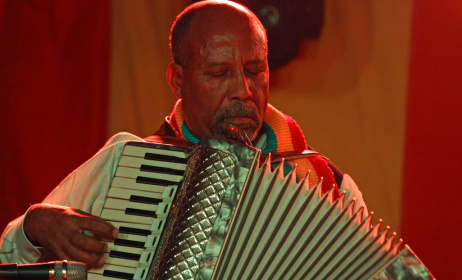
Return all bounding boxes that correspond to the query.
[23,204,118,268]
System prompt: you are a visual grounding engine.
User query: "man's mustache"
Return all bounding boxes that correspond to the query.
[215,102,260,123]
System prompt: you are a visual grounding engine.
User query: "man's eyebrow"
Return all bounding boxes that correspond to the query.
[205,62,231,68]
[246,59,266,65]
[204,60,266,68]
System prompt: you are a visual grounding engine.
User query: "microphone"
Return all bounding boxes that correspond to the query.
[0,260,87,280]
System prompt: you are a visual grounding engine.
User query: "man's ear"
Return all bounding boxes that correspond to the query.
[167,62,184,98]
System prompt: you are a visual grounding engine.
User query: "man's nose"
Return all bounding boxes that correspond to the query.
[229,71,252,100]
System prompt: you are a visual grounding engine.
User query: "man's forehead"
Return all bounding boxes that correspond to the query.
[193,26,266,60]
[189,6,264,42]
[199,37,266,64]
[183,5,267,64]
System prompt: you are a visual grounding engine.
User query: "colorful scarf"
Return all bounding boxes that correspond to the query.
[167,100,339,196]
[167,100,307,151]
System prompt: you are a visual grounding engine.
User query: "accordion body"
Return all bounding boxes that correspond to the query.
[87,137,434,280]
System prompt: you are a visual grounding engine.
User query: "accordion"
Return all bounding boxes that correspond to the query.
[87,137,434,280]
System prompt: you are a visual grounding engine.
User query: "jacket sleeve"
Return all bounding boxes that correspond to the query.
[324,157,369,216]
[0,132,145,264]
[339,173,369,216]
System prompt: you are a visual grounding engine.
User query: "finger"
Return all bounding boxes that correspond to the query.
[74,213,118,240]
[43,237,77,263]
[43,232,106,268]
[62,240,106,268]
[70,232,108,254]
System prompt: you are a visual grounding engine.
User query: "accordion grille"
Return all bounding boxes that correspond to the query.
[153,146,244,279]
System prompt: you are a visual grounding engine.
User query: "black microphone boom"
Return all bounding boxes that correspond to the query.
[0,261,87,280]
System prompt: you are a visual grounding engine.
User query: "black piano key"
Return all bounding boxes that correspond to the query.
[125,208,157,218]
[103,270,134,280]
[140,164,185,176]
[118,226,151,236]
[129,195,162,204]
[114,238,146,249]
[144,152,187,164]
[109,250,141,261]
[136,176,179,186]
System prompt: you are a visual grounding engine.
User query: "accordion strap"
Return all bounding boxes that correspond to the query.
[261,149,319,163]
[144,134,192,147]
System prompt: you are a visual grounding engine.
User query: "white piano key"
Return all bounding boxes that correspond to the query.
[122,144,186,159]
[153,202,171,217]
[104,254,140,268]
[109,232,161,250]
[104,250,155,268]
[145,234,160,249]
[138,250,155,265]
[107,186,164,201]
[101,209,158,225]
[109,220,165,233]
[103,254,138,268]
[116,232,147,243]
[88,272,121,280]
[90,263,140,278]
[104,198,158,212]
[88,271,149,280]
[109,221,151,233]
[106,242,145,254]
[115,166,184,183]
[118,155,187,171]
[110,178,177,200]
[134,266,149,280]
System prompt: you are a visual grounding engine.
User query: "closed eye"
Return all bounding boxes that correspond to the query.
[245,68,265,77]
[209,70,230,78]
[211,72,226,77]
[246,70,262,76]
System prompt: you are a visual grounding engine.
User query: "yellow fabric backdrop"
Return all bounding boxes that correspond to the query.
[110,0,412,231]
[110,0,188,136]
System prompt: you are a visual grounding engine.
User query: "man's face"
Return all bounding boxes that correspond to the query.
[179,14,269,142]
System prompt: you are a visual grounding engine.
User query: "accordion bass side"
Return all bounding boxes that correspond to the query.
[87,138,434,280]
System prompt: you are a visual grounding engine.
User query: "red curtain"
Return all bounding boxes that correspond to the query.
[0,1,111,233]
[402,1,462,279]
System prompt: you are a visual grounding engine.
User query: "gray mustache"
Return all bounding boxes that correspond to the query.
[215,102,260,123]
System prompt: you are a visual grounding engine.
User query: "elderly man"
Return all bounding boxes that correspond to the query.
[0,0,366,269]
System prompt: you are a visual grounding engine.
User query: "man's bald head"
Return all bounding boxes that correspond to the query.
[169,0,267,66]
[166,0,270,141]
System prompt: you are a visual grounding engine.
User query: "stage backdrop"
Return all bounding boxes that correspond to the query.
[1,1,460,279]
[0,0,111,234]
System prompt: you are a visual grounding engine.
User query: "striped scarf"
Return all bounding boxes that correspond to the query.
[167,100,339,196]
[166,100,306,151]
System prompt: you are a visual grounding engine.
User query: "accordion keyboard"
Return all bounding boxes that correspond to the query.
[88,142,189,280]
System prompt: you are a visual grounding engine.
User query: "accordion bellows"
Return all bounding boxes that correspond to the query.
[90,138,434,280]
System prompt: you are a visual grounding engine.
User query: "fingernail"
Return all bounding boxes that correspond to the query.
[83,230,94,237]
[112,228,119,239]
